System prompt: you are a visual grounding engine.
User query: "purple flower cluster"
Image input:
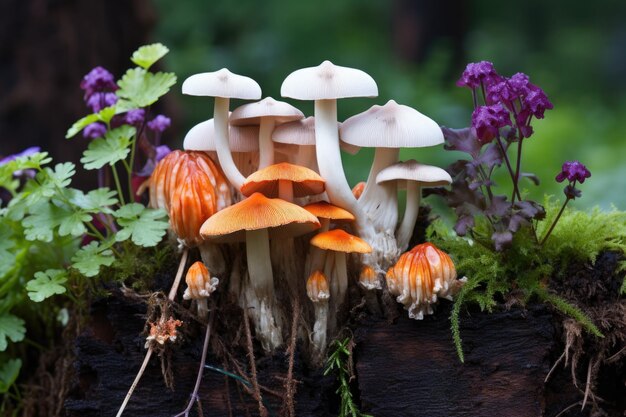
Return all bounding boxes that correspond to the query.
[458,62,553,140]
[147,115,171,133]
[471,104,511,143]
[125,109,146,126]
[80,66,117,100]
[83,122,107,139]
[556,161,591,184]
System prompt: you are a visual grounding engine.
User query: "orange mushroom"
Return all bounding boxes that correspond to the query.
[240,162,325,202]
[306,270,330,358]
[183,261,219,317]
[386,242,466,319]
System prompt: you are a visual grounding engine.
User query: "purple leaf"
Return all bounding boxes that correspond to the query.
[491,230,513,251]
[442,127,482,158]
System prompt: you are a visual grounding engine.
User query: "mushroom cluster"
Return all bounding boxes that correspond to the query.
[149,61,461,355]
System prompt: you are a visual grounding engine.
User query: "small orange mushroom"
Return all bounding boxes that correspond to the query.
[183,261,219,317]
[240,162,325,202]
[351,181,366,199]
[386,242,465,320]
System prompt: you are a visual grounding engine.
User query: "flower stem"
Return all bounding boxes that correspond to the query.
[495,136,521,201]
[111,165,126,206]
[540,197,570,246]
[512,137,523,203]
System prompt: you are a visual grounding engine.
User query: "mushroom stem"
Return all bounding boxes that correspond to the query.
[258,119,276,169]
[314,100,358,213]
[214,97,246,190]
[334,252,348,308]
[278,179,294,202]
[359,147,400,232]
[312,301,329,359]
[396,181,420,251]
[295,145,318,171]
[246,228,282,350]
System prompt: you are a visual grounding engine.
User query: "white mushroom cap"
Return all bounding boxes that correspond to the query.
[281,60,378,100]
[340,100,444,148]
[183,118,259,152]
[182,68,261,100]
[272,116,359,154]
[230,97,304,126]
[376,160,452,187]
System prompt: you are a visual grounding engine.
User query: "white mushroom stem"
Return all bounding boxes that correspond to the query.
[214,97,246,190]
[258,119,276,169]
[246,228,282,350]
[396,181,421,251]
[295,145,318,171]
[334,252,348,308]
[359,147,400,232]
[312,301,329,356]
[278,179,294,202]
[314,100,358,213]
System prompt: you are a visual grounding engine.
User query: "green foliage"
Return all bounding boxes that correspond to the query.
[71,241,115,277]
[0,359,21,393]
[324,338,372,417]
[429,197,623,361]
[131,43,170,69]
[80,126,135,170]
[116,67,177,109]
[65,106,117,139]
[114,204,169,247]
[0,315,26,351]
[26,269,68,302]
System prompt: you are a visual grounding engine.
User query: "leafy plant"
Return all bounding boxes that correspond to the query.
[324,338,372,417]
[0,43,175,408]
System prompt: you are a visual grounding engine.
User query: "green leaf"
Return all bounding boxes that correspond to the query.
[26,269,68,302]
[116,67,177,108]
[66,113,101,139]
[0,358,21,393]
[97,106,117,124]
[68,188,118,213]
[131,43,169,69]
[22,201,88,241]
[71,241,115,277]
[114,203,169,247]
[0,314,26,351]
[80,125,135,170]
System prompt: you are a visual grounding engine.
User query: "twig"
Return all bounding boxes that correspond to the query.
[173,307,215,417]
[116,249,189,417]
[282,298,300,417]
[581,360,593,411]
[554,401,582,417]
[544,351,566,383]
[244,308,268,417]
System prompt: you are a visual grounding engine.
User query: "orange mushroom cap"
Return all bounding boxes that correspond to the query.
[183,261,219,300]
[306,270,330,302]
[303,201,355,222]
[150,151,232,247]
[385,242,461,319]
[351,181,366,200]
[359,265,380,290]
[310,229,372,254]
[240,162,325,198]
[199,192,321,243]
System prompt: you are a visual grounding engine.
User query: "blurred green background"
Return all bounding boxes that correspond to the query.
[153,0,626,211]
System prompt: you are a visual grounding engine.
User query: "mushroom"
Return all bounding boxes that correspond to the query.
[386,242,466,319]
[272,116,355,171]
[230,97,304,169]
[149,150,231,275]
[306,270,330,361]
[182,69,261,191]
[183,116,260,178]
[240,162,325,203]
[183,261,219,317]
[358,265,382,314]
[376,160,452,251]
[200,192,320,350]
[310,229,371,328]
[351,181,366,199]
[281,61,378,213]
[340,100,444,270]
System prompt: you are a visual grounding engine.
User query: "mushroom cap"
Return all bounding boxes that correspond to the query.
[182,68,261,100]
[303,201,355,222]
[359,265,381,290]
[310,229,372,253]
[281,60,378,101]
[199,192,320,243]
[240,162,325,198]
[385,242,460,320]
[183,118,259,152]
[306,270,330,302]
[183,261,219,300]
[340,100,444,148]
[150,151,231,247]
[376,160,452,188]
[230,97,304,126]
[351,181,366,199]
[272,116,358,154]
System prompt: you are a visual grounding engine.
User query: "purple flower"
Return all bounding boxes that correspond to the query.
[83,122,107,139]
[471,104,512,143]
[125,109,146,125]
[147,115,171,133]
[0,146,41,165]
[155,145,172,162]
[456,61,500,89]
[80,66,117,99]
[555,161,591,184]
[524,86,553,119]
[86,92,118,113]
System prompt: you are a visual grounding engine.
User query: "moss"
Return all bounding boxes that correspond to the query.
[428,198,625,360]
